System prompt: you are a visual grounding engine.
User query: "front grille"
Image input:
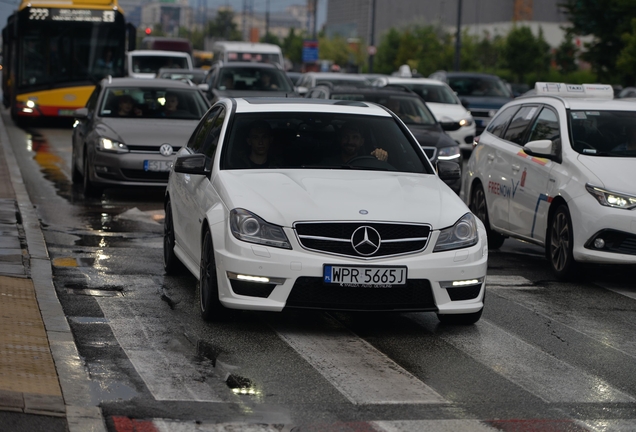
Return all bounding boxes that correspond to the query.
[421,147,437,161]
[447,284,482,301]
[120,169,170,181]
[285,277,437,311]
[470,110,492,119]
[295,222,431,258]
[127,145,181,154]
[440,121,461,131]
[586,229,636,256]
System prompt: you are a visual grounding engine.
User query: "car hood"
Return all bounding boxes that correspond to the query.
[215,170,469,229]
[426,103,471,122]
[459,96,512,110]
[407,125,457,149]
[97,118,198,147]
[577,156,636,194]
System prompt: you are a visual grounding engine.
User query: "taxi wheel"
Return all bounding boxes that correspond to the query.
[547,205,577,280]
[470,183,505,249]
[163,200,184,275]
[437,308,483,325]
[199,230,233,322]
[82,154,103,198]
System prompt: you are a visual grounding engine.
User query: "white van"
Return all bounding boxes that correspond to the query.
[127,50,193,79]
[211,42,284,68]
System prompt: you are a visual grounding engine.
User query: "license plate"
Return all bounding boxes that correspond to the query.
[144,160,172,172]
[58,109,75,116]
[323,265,407,287]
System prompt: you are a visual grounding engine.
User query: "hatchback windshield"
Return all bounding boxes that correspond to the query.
[330,94,437,126]
[448,77,512,98]
[100,87,208,119]
[570,110,636,156]
[222,113,432,173]
[217,67,293,92]
[400,84,459,104]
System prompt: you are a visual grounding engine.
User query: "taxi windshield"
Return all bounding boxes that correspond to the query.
[570,110,636,156]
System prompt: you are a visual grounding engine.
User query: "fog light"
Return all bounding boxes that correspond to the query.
[227,271,285,285]
[594,238,605,249]
[94,165,109,173]
[439,277,484,289]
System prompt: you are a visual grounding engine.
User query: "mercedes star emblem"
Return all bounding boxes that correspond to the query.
[159,144,173,157]
[351,226,381,256]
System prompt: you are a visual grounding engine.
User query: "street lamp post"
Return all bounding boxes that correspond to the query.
[368,0,376,73]
[454,0,462,71]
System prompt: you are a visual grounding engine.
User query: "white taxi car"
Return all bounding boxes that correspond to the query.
[461,82,636,280]
[372,76,477,151]
[164,98,488,324]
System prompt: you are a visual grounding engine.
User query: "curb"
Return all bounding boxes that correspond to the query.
[0,112,107,432]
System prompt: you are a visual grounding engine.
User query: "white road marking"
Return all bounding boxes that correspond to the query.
[410,317,634,403]
[372,419,500,432]
[578,419,636,431]
[486,275,535,288]
[270,316,446,405]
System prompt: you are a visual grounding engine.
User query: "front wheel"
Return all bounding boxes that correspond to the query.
[546,204,577,280]
[163,200,184,275]
[470,183,505,249]
[199,231,233,321]
[71,145,82,183]
[83,152,103,198]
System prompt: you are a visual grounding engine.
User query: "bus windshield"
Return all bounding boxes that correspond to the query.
[17,10,126,90]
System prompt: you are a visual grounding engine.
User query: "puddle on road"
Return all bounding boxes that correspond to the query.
[27,131,74,201]
[65,282,124,297]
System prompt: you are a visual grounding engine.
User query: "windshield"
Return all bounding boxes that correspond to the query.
[217,67,293,92]
[99,87,208,119]
[330,94,437,126]
[316,78,370,88]
[160,72,206,84]
[227,52,281,65]
[131,56,189,75]
[221,113,432,173]
[447,76,512,97]
[17,10,125,89]
[403,84,459,104]
[570,110,636,156]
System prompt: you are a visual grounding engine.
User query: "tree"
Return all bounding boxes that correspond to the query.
[374,28,402,74]
[207,10,242,40]
[503,25,550,83]
[282,28,305,67]
[318,35,351,68]
[617,18,636,84]
[554,33,578,75]
[261,33,281,46]
[561,0,636,82]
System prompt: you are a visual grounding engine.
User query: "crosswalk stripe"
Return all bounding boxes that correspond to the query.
[372,419,499,431]
[578,419,636,431]
[486,275,535,288]
[98,298,223,402]
[410,316,634,403]
[270,315,446,405]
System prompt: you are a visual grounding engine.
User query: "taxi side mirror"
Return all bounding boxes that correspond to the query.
[523,139,553,157]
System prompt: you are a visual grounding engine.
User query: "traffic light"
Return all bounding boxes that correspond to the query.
[145,27,152,35]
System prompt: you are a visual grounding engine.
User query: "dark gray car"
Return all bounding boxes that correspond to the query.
[71,77,210,196]
[203,61,298,103]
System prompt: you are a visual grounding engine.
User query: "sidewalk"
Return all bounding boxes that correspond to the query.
[0,112,107,432]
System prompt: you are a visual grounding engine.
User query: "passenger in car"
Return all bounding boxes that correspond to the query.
[116,94,142,117]
[234,120,282,168]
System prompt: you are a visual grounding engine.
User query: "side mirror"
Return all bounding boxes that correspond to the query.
[437,160,461,181]
[74,107,89,118]
[198,83,209,92]
[523,139,553,157]
[174,153,208,175]
[296,86,308,95]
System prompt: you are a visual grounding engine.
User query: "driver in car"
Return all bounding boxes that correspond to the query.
[323,122,388,164]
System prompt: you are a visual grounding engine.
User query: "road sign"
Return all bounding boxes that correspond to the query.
[302,40,319,63]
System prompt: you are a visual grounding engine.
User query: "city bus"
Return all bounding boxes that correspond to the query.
[2,0,132,123]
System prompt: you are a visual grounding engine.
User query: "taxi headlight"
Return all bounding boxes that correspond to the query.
[459,117,473,127]
[230,208,291,249]
[585,184,636,210]
[437,146,461,161]
[434,213,479,252]
[98,137,129,153]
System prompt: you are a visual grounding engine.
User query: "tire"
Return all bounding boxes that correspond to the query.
[71,145,82,183]
[82,152,102,198]
[199,230,232,322]
[470,182,505,249]
[437,308,483,325]
[163,200,184,275]
[546,204,577,281]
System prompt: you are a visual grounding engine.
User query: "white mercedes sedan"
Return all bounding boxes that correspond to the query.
[163,98,487,324]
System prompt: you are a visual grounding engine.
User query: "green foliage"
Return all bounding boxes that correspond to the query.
[554,33,578,75]
[282,28,305,65]
[503,26,551,83]
[318,35,352,66]
[261,33,282,46]
[207,10,242,41]
[617,18,636,84]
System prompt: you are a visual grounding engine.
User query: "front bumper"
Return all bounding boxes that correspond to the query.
[90,150,175,187]
[210,223,488,313]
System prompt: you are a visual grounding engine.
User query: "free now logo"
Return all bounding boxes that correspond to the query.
[488,179,519,198]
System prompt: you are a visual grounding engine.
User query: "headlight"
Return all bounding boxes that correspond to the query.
[437,146,461,161]
[230,208,291,249]
[586,184,636,209]
[98,137,129,153]
[434,213,478,252]
[459,117,474,127]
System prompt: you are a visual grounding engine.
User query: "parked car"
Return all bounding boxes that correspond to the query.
[305,85,462,193]
[295,72,371,95]
[203,61,298,104]
[164,98,487,324]
[461,82,636,280]
[429,71,514,135]
[371,76,476,151]
[71,77,210,196]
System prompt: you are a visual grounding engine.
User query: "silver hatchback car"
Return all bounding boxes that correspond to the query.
[71,77,210,196]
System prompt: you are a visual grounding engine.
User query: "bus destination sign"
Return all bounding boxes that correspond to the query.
[29,8,116,22]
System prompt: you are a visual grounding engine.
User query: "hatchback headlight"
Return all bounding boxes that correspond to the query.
[437,146,461,161]
[230,208,291,249]
[98,137,129,153]
[586,184,636,209]
[459,117,473,127]
[434,213,478,252]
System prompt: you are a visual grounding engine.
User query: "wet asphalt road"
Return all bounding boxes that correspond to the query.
[5,113,636,431]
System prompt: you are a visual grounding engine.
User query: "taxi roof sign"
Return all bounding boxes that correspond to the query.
[534,82,614,99]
